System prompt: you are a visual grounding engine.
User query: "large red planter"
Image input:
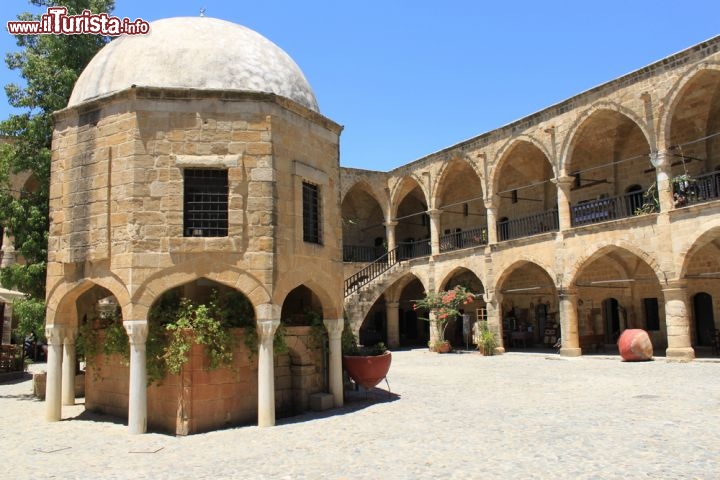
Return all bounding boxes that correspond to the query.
[617,329,653,361]
[342,351,392,389]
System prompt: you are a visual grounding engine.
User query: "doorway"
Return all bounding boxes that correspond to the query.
[602,298,620,343]
[693,292,715,346]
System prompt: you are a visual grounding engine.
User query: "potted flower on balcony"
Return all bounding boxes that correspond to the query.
[341,319,391,390]
[413,285,475,353]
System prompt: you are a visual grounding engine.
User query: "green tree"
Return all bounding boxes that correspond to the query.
[0,0,115,299]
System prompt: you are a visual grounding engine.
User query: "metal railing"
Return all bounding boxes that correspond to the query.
[397,239,431,260]
[439,227,489,252]
[571,191,648,227]
[683,170,720,207]
[497,210,559,241]
[344,246,399,297]
[343,245,385,263]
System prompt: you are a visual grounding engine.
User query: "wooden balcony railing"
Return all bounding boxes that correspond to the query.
[497,210,559,241]
[439,227,488,253]
[571,191,649,227]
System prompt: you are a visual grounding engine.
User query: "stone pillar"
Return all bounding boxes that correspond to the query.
[483,199,498,245]
[663,284,695,361]
[553,175,575,231]
[323,318,344,408]
[0,229,16,268]
[124,320,149,434]
[384,220,398,253]
[45,325,64,422]
[428,209,442,257]
[385,301,400,348]
[61,327,78,406]
[428,310,440,347]
[558,290,581,357]
[256,303,280,427]
[484,293,504,354]
[651,151,675,213]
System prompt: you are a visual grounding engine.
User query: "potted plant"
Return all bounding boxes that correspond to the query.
[341,318,391,390]
[474,320,497,356]
[413,285,475,353]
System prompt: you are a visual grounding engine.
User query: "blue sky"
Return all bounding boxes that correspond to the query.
[1,1,719,171]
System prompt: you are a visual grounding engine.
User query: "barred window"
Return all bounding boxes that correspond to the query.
[302,181,322,244]
[183,169,228,237]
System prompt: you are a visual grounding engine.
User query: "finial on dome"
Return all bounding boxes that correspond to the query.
[199,7,206,17]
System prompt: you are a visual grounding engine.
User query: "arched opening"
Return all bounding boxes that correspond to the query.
[435,160,487,252]
[666,69,720,207]
[279,284,327,417]
[497,262,557,350]
[341,183,386,262]
[393,179,430,259]
[494,141,557,241]
[572,246,664,352]
[398,277,430,347]
[358,294,387,347]
[693,292,715,347]
[440,268,485,349]
[566,110,652,225]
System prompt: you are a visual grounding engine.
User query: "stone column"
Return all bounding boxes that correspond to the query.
[428,310,440,348]
[663,284,695,361]
[385,301,400,348]
[553,175,575,231]
[323,318,344,408]
[558,290,581,357]
[45,325,64,421]
[483,199,498,245]
[0,229,16,268]
[384,220,398,253]
[428,209,442,257]
[484,293,504,354]
[61,327,78,406]
[256,303,280,427]
[651,151,675,213]
[124,320,149,434]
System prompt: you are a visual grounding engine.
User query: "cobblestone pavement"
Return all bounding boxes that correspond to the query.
[2,350,719,479]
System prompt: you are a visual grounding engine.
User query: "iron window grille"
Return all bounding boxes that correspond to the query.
[302,181,322,244]
[183,169,228,237]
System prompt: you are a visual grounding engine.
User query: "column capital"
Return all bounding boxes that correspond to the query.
[256,303,281,322]
[123,320,148,345]
[386,301,400,309]
[483,197,498,210]
[323,318,344,338]
[257,319,280,340]
[650,150,670,169]
[558,288,579,299]
[63,326,79,345]
[427,208,442,218]
[383,220,398,228]
[552,175,575,189]
[45,325,64,346]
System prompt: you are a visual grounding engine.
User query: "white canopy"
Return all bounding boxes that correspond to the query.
[0,286,26,303]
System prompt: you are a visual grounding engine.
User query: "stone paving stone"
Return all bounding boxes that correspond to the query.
[1,350,719,479]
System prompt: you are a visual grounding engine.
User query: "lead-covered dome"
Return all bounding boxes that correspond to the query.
[68,17,319,111]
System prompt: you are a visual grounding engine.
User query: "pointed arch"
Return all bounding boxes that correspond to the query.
[564,242,664,288]
[490,135,556,198]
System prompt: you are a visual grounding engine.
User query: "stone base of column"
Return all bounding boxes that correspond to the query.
[559,347,582,357]
[665,347,695,362]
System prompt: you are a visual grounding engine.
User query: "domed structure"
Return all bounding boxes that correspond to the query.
[68,16,319,112]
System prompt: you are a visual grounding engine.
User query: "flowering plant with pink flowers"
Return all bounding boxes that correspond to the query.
[413,285,475,350]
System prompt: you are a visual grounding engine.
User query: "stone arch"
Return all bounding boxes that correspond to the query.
[389,174,430,220]
[340,178,389,221]
[341,179,389,260]
[490,135,556,198]
[431,154,486,207]
[436,264,485,294]
[659,62,720,153]
[678,221,720,279]
[564,242,664,288]
[276,276,341,319]
[494,257,558,293]
[46,275,131,327]
[559,102,653,174]
[132,261,270,320]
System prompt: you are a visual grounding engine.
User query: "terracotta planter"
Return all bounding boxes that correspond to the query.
[342,351,392,389]
[617,329,653,361]
[433,341,452,353]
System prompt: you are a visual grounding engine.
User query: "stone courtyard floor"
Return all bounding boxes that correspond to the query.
[1,349,719,479]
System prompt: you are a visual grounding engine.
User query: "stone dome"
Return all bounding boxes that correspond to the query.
[68,17,319,111]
